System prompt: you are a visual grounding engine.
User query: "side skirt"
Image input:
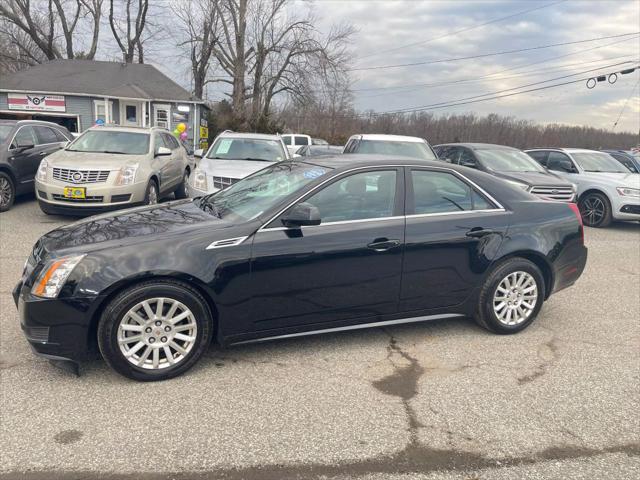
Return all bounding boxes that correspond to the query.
[229,313,466,346]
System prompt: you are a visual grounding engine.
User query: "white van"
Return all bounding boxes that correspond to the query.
[281,134,312,155]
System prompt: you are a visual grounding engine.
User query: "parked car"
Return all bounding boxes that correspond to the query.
[434,143,576,202]
[312,138,329,145]
[281,133,312,155]
[601,149,640,173]
[0,120,73,212]
[525,148,640,227]
[35,126,193,216]
[343,134,437,160]
[189,131,289,196]
[295,144,343,157]
[15,155,587,381]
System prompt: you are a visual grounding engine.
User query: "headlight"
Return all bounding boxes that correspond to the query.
[36,159,48,181]
[616,187,640,197]
[31,255,85,298]
[192,169,208,191]
[505,179,530,191]
[115,164,139,186]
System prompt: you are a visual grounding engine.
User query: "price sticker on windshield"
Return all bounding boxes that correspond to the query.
[216,139,233,155]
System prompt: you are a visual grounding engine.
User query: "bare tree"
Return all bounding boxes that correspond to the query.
[173,0,221,99]
[108,0,149,63]
[0,0,102,63]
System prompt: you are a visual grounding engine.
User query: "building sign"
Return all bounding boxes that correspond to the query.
[199,126,209,139]
[8,93,66,112]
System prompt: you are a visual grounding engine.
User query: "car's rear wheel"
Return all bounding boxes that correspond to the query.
[174,170,189,199]
[474,258,545,334]
[0,172,15,212]
[144,179,159,205]
[97,280,213,381]
[578,192,612,228]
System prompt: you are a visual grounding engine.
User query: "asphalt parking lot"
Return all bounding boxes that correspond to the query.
[0,195,638,480]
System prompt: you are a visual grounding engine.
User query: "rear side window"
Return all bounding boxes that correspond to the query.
[294,136,310,146]
[162,133,179,149]
[11,126,37,148]
[410,170,494,215]
[34,126,60,144]
[527,151,549,166]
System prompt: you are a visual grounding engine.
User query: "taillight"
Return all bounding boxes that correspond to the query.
[568,202,584,243]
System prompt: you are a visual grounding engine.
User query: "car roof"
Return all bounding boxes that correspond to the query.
[217,131,283,141]
[297,154,465,170]
[524,147,603,154]
[434,143,519,150]
[350,134,427,143]
[84,125,167,134]
[0,119,68,128]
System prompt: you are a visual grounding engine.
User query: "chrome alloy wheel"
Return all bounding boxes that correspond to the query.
[493,271,538,326]
[117,297,198,370]
[148,184,158,205]
[581,195,605,226]
[0,177,12,208]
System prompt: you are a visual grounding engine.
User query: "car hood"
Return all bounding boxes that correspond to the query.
[45,149,146,168]
[37,199,240,255]
[578,171,640,187]
[197,158,275,179]
[491,170,571,187]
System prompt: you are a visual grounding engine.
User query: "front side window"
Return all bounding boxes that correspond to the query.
[301,170,397,223]
[411,170,494,215]
[527,151,548,166]
[458,149,478,168]
[67,130,150,155]
[34,126,59,145]
[546,152,575,172]
[206,137,286,162]
[571,152,628,173]
[475,149,545,173]
[281,135,292,146]
[11,126,37,148]
[354,140,436,160]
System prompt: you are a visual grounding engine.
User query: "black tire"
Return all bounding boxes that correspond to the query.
[174,170,189,199]
[474,257,546,334]
[97,279,214,381]
[578,192,612,228]
[144,179,159,205]
[0,172,15,212]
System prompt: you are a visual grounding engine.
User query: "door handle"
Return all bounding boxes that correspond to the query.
[465,228,496,238]
[367,238,400,252]
[38,151,48,156]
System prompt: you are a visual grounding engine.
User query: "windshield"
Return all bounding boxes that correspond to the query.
[572,152,628,173]
[476,149,546,173]
[355,140,436,160]
[0,125,13,143]
[197,162,331,221]
[67,130,150,154]
[206,137,286,162]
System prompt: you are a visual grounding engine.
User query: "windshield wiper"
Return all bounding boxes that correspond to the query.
[197,196,222,218]
[242,157,273,162]
[100,150,129,154]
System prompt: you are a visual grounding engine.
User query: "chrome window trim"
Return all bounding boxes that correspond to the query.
[257,164,506,233]
[7,124,71,152]
[406,208,505,220]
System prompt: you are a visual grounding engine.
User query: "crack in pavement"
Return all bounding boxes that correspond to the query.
[517,332,560,385]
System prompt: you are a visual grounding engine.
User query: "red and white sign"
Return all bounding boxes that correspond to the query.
[7,93,66,112]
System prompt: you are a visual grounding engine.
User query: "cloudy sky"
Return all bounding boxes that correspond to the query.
[159,0,640,133]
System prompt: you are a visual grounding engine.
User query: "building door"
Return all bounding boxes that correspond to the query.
[121,101,141,126]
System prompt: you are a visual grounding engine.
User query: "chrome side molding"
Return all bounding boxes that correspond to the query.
[206,236,249,250]
[230,313,466,345]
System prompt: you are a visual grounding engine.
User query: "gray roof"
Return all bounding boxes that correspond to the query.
[0,60,202,103]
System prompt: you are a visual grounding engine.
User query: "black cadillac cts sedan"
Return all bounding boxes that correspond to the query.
[14,156,588,381]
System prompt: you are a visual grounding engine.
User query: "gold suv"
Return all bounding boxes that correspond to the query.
[35,126,193,215]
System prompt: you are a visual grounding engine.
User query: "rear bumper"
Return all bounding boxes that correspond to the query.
[14,280,98,362]
[551,244,588,294]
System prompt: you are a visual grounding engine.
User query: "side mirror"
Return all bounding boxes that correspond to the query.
[281,202,321,228]
[559,159,576,173]
[155,146,171,157]
[194,149,204,159]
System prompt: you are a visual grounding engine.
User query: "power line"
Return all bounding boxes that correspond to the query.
[356,0,567,61]
[612,78,640,129]
[356,65,639,117]
[349,32,640,72]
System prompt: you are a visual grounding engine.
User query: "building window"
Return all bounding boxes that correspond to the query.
[93,100,113,124]
[154,104,170,129]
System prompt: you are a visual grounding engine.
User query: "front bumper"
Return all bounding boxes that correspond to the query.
[187,183,219,198]
[14,280,99,363]
[614,197,640,221]
[35,178,147,212]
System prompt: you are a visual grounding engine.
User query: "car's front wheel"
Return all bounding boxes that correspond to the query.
[474,258,545,334]
[97,280,213,381]
[578,192,612,228]
[174,170,189,199]
[144,179,159,205]
[0,172,15,212]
